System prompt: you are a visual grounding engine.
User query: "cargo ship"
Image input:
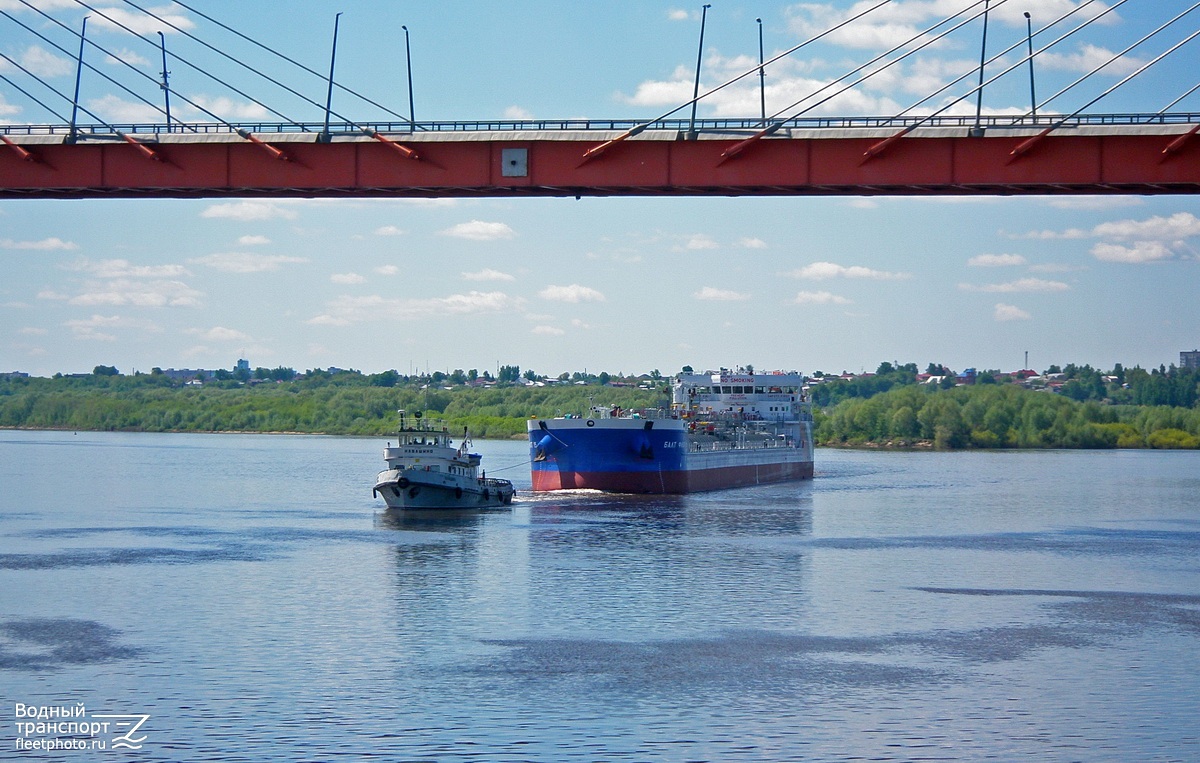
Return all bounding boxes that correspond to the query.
[528,370,813,493]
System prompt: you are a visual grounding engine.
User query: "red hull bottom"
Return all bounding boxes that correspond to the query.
[531,461,814,494]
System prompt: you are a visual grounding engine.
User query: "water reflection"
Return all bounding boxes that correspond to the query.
[375,507,498,534]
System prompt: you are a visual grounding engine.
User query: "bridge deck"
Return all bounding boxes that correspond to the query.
[2,122,1198,198]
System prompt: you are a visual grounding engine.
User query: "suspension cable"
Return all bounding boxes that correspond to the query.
[16,0,249,131]
[116,0,407,129]
[164,0,415,127]
[1033,1,1200,117]
[582,0,896,159]
[0,48,159,155]
[64,0,308,129]
[51,0,416,150]
[764,0,993,128]
[0,70,71,123]
[770,0,1011,126]
[2,8,167,121]
[889,0,1118,120]
[1156,81,1200,115]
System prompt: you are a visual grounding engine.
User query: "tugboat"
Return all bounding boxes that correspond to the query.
[373,410,515,509]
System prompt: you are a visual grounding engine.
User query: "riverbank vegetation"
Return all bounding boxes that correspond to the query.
[0,371,660,439]
[1,362,1196,449]
[816,383,1200,450]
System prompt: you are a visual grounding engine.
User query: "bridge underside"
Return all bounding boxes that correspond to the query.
[1,127,1197,198]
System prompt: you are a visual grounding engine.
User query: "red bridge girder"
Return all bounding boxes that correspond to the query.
[1,126,1197,198]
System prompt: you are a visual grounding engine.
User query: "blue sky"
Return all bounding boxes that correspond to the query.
[2,0,1198,378]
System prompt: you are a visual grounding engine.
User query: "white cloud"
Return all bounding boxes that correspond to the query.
[66,279,203,307]
[18,327,47,335]
[87,94,163,123]
[1019,212,1200,244]
[1046,197,1143,211]
[1016,227,1089,240]
[994,303,1032,322]
[105,48,150,68]
[331,272,366,284]
[1028,262,1087,273]
[969,253,1027,267]
[0,93,20,117]
[186,95,269,121]
[189,253,307,273]
[88,6,195,35]
[786,261,910,280]
[374,225,406,236]
[65,314,161,341]
[792,291,851,305]
[667,9,690,21]
[375,265,399,276]
[959,278,1070,293]
[679,234,719,251]
[1090,241,1174,264]
[736,237,768,249]
[441,220,516,241]
[532,325,566,336]
[504,105,533,119]
[66,258,190,279]
[1,237,77,251]
[307,291,524,326]
[463,268,515,282]
[17,45,73,78]
[201,201,298,221]
[694,286,751,301]
[538,284,606,303]
[618,73,695,109]
[1092,212,1200,242]
[238,235,271,246]
[1040,44,1144,77]
[786,1,1117,52]
[185,326,252,343]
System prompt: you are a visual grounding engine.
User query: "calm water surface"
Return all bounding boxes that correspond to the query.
[2,430,1198,761]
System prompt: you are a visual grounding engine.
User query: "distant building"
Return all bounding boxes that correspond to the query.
[1182,350,1200,370]
[236,358,251,373]
[1,371,30,380]
[161,368,214,382]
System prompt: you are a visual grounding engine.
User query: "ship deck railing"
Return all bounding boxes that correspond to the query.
[690,438,797,452]
[583,407,671,420]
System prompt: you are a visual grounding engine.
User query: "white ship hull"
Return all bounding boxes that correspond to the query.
[374,468,514,509]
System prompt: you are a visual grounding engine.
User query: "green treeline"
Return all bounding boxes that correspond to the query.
[0,375,662,439]
[3,363,1198,449]
[817,383,1200,450]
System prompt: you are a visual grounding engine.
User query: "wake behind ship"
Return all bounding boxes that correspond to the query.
[528,370,814,494]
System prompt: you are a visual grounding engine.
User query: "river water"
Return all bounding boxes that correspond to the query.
[1,429,1198,761]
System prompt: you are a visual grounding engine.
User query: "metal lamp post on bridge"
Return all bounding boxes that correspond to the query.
[972,0,990,136]
[757,17,766,124]
[320,12,343,144]
[158,31,172,133]
[1025,12,1037,119]
[402,24,415,130]
[688,3,711,140]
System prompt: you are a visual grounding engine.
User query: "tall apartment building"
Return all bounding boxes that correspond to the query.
[1182,350,1200,370]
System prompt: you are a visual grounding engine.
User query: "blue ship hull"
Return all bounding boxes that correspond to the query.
[528,417,813,494]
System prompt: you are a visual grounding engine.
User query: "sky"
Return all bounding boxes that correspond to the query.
[1,0,1198,378]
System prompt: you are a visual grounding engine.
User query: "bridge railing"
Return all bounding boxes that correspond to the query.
[2,113,1198,137]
